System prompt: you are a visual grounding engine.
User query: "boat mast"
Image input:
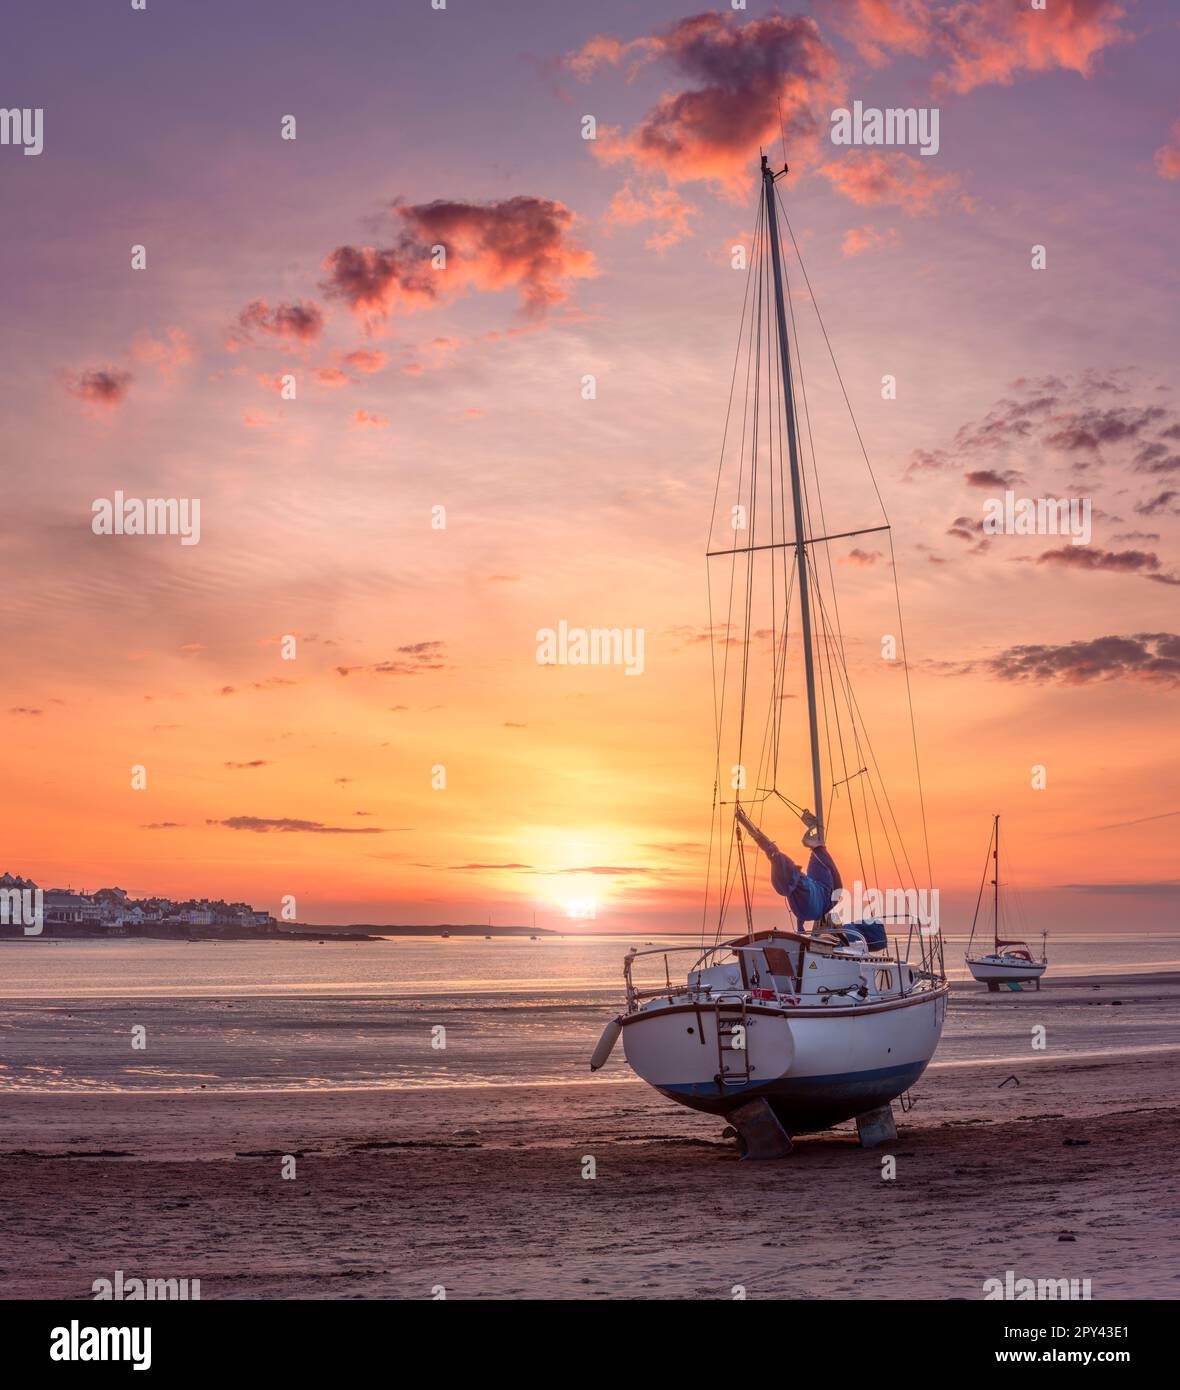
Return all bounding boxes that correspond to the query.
[992,812,1000,951]
[761,154,824,839]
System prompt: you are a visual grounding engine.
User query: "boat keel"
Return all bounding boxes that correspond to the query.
[854,1103,897,1148]
[728,1098,793,1160]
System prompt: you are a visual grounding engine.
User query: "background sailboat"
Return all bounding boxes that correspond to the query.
[965,814,1048,989]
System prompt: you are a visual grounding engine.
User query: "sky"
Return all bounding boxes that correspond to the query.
[1,0,1177,931]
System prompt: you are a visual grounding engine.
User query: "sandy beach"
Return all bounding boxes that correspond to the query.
[1,971,1177,1300]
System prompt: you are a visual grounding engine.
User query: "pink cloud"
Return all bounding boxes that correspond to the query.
[314,366,350,388]
[828,0,1130,96]
[1155,117,1180,181]
[840,224,896,256]
[63,367,132,408]
[567,12,843,197]
[130,326,195,379]
[227,299,324,351]
[352,409,390,429]
[603,183,698,250]
[819,150,962,214]
[322,196,595,327]
[340,348,388,373]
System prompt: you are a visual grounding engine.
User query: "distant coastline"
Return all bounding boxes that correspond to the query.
[0,922,558,943]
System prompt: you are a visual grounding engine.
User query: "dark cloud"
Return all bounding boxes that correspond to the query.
[336,641,448,677]
[1043,405,1166,453]
[839,547,882,566]
[946,515,989,551]
[1135,490,1180,517]
[1060,880,1180,896]
[64,367,132,408]
[229,299,324,349]
[906,377,1180,481]
[1035,546,1162,576]
[208,816,390,834]
[965,468,1021,489]
[448,863,533,871]
[986,633,1180,687]
[1132,442,1180,475]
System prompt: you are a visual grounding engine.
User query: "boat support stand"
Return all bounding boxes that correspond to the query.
[854,1103,898,1148]
[726,1098,793,1160]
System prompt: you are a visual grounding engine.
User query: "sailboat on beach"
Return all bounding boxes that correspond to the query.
[589,154,948,1158]
[965,814,1048,989]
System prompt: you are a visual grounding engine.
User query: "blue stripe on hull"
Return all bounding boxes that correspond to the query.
[655,1059,928,1132]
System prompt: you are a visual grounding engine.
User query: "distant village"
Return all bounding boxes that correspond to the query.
[0,872,278,938]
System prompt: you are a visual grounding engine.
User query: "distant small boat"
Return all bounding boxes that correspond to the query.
[965,814,1048,989]
[530,934,538,941]
[484,934,492,940]
[441,931,450,939]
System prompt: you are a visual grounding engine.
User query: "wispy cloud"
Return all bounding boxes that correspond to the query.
[207,816,392,834]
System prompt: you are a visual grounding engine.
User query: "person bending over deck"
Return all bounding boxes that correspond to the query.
[735,806,841,933]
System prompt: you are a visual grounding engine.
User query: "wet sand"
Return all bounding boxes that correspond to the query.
[1,973,1177,1300]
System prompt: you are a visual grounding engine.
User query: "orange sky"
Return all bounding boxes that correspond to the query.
[2,2,1177,930]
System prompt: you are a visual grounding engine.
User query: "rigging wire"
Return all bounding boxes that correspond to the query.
[778,192,934,895]
[704,181,765,944]
[966,817,995,954]
[706,163,934,943]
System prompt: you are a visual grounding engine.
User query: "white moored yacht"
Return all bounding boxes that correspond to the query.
[589,153,948,1158]
[966,814,1048,990]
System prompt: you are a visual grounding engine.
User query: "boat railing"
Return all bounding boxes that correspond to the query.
[623,921,945,1009]
[623,943,735,1010]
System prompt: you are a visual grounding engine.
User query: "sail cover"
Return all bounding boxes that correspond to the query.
[770,846,840,926]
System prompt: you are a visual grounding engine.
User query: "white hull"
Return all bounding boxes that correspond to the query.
[967,956,1047,984]
[621,987,948,1131]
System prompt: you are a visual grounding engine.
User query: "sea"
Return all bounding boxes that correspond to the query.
[0,933,1176,1094]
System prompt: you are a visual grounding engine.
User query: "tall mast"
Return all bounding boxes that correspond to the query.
[761,154,824,839]
[992,813,1000,951]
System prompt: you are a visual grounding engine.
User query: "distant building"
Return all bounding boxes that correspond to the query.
[0,872,38,891]
[44,890,102,926]
[3,873,276,936]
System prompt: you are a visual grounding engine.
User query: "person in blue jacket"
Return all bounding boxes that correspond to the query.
[735,806,841,932]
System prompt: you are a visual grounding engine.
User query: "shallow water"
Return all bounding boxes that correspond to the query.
[0,934,1176,1093]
